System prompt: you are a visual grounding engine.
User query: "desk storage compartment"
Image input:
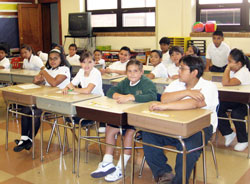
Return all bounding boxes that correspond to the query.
[2,90,36,105]
[36,97,76,115]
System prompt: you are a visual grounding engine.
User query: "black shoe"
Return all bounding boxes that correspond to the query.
[14,139,20,145]
[13,140,32,152]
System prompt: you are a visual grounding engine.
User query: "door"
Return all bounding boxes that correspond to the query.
[18,4,43,52]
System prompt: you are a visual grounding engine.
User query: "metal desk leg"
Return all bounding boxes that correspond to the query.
[70,117,76,174]
[179,139,187,184]
[130,130,137,184]
[40,111,46,161]
[5,102,10,150]
[120,127,125,184]
[31,108,35,159]
[77,118,83,177]
[247,104,250,159]
[201,130,207,184]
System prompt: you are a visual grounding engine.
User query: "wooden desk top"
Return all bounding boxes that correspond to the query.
[143,65,153,71]
[214,82,250,93]
[73,96,138,114]
[111,77,172,85]
[102,74,126,80]
[0,69,11,74]
[10,69,39,76]
[125,102,212,137]
[203,72,223,81]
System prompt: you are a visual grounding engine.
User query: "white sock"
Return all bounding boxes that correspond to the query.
[21,135,29,141]
[103,154,113,163]
[117,154,131,170]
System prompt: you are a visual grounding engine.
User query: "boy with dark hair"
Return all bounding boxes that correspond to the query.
[205,30,230,72]
[66,43,80,65]
[159,37,172,67]
[0,45,10,69]
[143,55,219,184]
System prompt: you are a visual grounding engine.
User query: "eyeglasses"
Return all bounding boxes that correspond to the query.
[178,66,190,71]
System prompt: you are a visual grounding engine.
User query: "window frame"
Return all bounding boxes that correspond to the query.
[85,0,155,32]
[196,0,250,32]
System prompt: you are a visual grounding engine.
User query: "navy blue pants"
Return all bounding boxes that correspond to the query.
[218,101,248,143]
[209,65,227,72]
[142,125,213,184]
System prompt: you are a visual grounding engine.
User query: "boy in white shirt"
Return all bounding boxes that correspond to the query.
[143,55,219,184]
[66,43,80,65]
[159,37,172,67]
[94,49,106,69]
[167,46,184,80]
[205,30,230,72]
[0,45,10,69]
[146,50,168,79]
[100,46,131,76]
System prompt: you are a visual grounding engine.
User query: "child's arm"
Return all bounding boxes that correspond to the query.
[169,74,179,80]
[161,89,204,103]
[33,73,45,85]
[150,98,206,111]
[40,69,67,87]
[105,68,126,75]
[205,59,211,72]
[74,83,96,94]
[62,83,74,94]
[222,64,241,86]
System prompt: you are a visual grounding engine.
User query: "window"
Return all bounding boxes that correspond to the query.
[85,0,155,32]
[196,0,250,32]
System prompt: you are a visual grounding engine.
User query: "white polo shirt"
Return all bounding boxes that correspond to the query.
[72,67,104,96]
[108,60,129,75]
[66,54,80,65]
[0,57,10,69]
[164,77,219,133]
[44,66,71,89]
[206,42,230,67]
[230,65,250,85]
[96,58,106,69]
[23,54,44,71]
[38,51,48,62]
[166,63,179,77]
[161,51,172,67]
[151,62,168,79]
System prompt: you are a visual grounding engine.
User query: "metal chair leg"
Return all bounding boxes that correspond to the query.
[84,125,90,163]
[138,155,146,177]
[94,121,103,160]
[209,140,219,178]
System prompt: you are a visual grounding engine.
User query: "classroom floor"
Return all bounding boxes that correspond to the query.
[0,92,250,184]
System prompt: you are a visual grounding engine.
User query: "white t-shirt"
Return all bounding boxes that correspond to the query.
[161,51,172,67]
[0,57,10,69]
[167,63,179,77]
[38,51,48,62]
[206,42,230,67]
[23,54,44,71]
[108,60,129,76]
[66,54,80,65]
[164,77,219,133]
[44,66,71,89]
[96,58,106,69]
[230,65,250,85]
[151,62,168,79]
[71,67,104,96]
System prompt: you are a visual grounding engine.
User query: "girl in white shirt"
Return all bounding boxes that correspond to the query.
[94,49,106,69]
[0,45,10,69]
[13,49,71,152]
[218,48,250,152]
[146,50,168,79]
[21,44,45,71]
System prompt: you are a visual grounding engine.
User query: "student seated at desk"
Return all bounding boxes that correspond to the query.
[94,49,106,69]
[91,59,157,182]
[13,49,71,152]
[143,55,218,184]
[159,37,172,67]
[205,30,230,72]
[66,43,80,65]
[21,44,45,71]
[146,50,168,79]
[185,45,200,56]
[0,45,10,69]
[218,48,250,152]
[100,46,131,76]
[167,46,184,80]
[37,42,58,62]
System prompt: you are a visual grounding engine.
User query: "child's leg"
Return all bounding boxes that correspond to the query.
[105,125,120,155]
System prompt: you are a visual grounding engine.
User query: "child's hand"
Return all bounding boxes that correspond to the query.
[100,68,106,75]
[62,87,69,94]
[34,74,44,83]
[188,89,204,101]
[116,94,135,104]
[105,68,112,73]
[149,102,167,111]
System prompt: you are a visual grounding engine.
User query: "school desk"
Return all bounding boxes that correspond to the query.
[0,69,12,83]
[203,72,223,82]
[34,89,100,173]
[215,82,250,158]
[1,84,57,159]
[124,102,212,184]
[73,96,140,183]
[11,69,39,83]
[102,73,126,85]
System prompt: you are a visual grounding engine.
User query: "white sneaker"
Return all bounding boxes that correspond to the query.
[104,166,123,182]
[224,132,236,147]
[234,142,248,151]
[91,162,116,178]
[98,127,106,133]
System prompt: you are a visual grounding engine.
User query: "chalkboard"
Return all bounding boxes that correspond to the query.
[0,17,19,48]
